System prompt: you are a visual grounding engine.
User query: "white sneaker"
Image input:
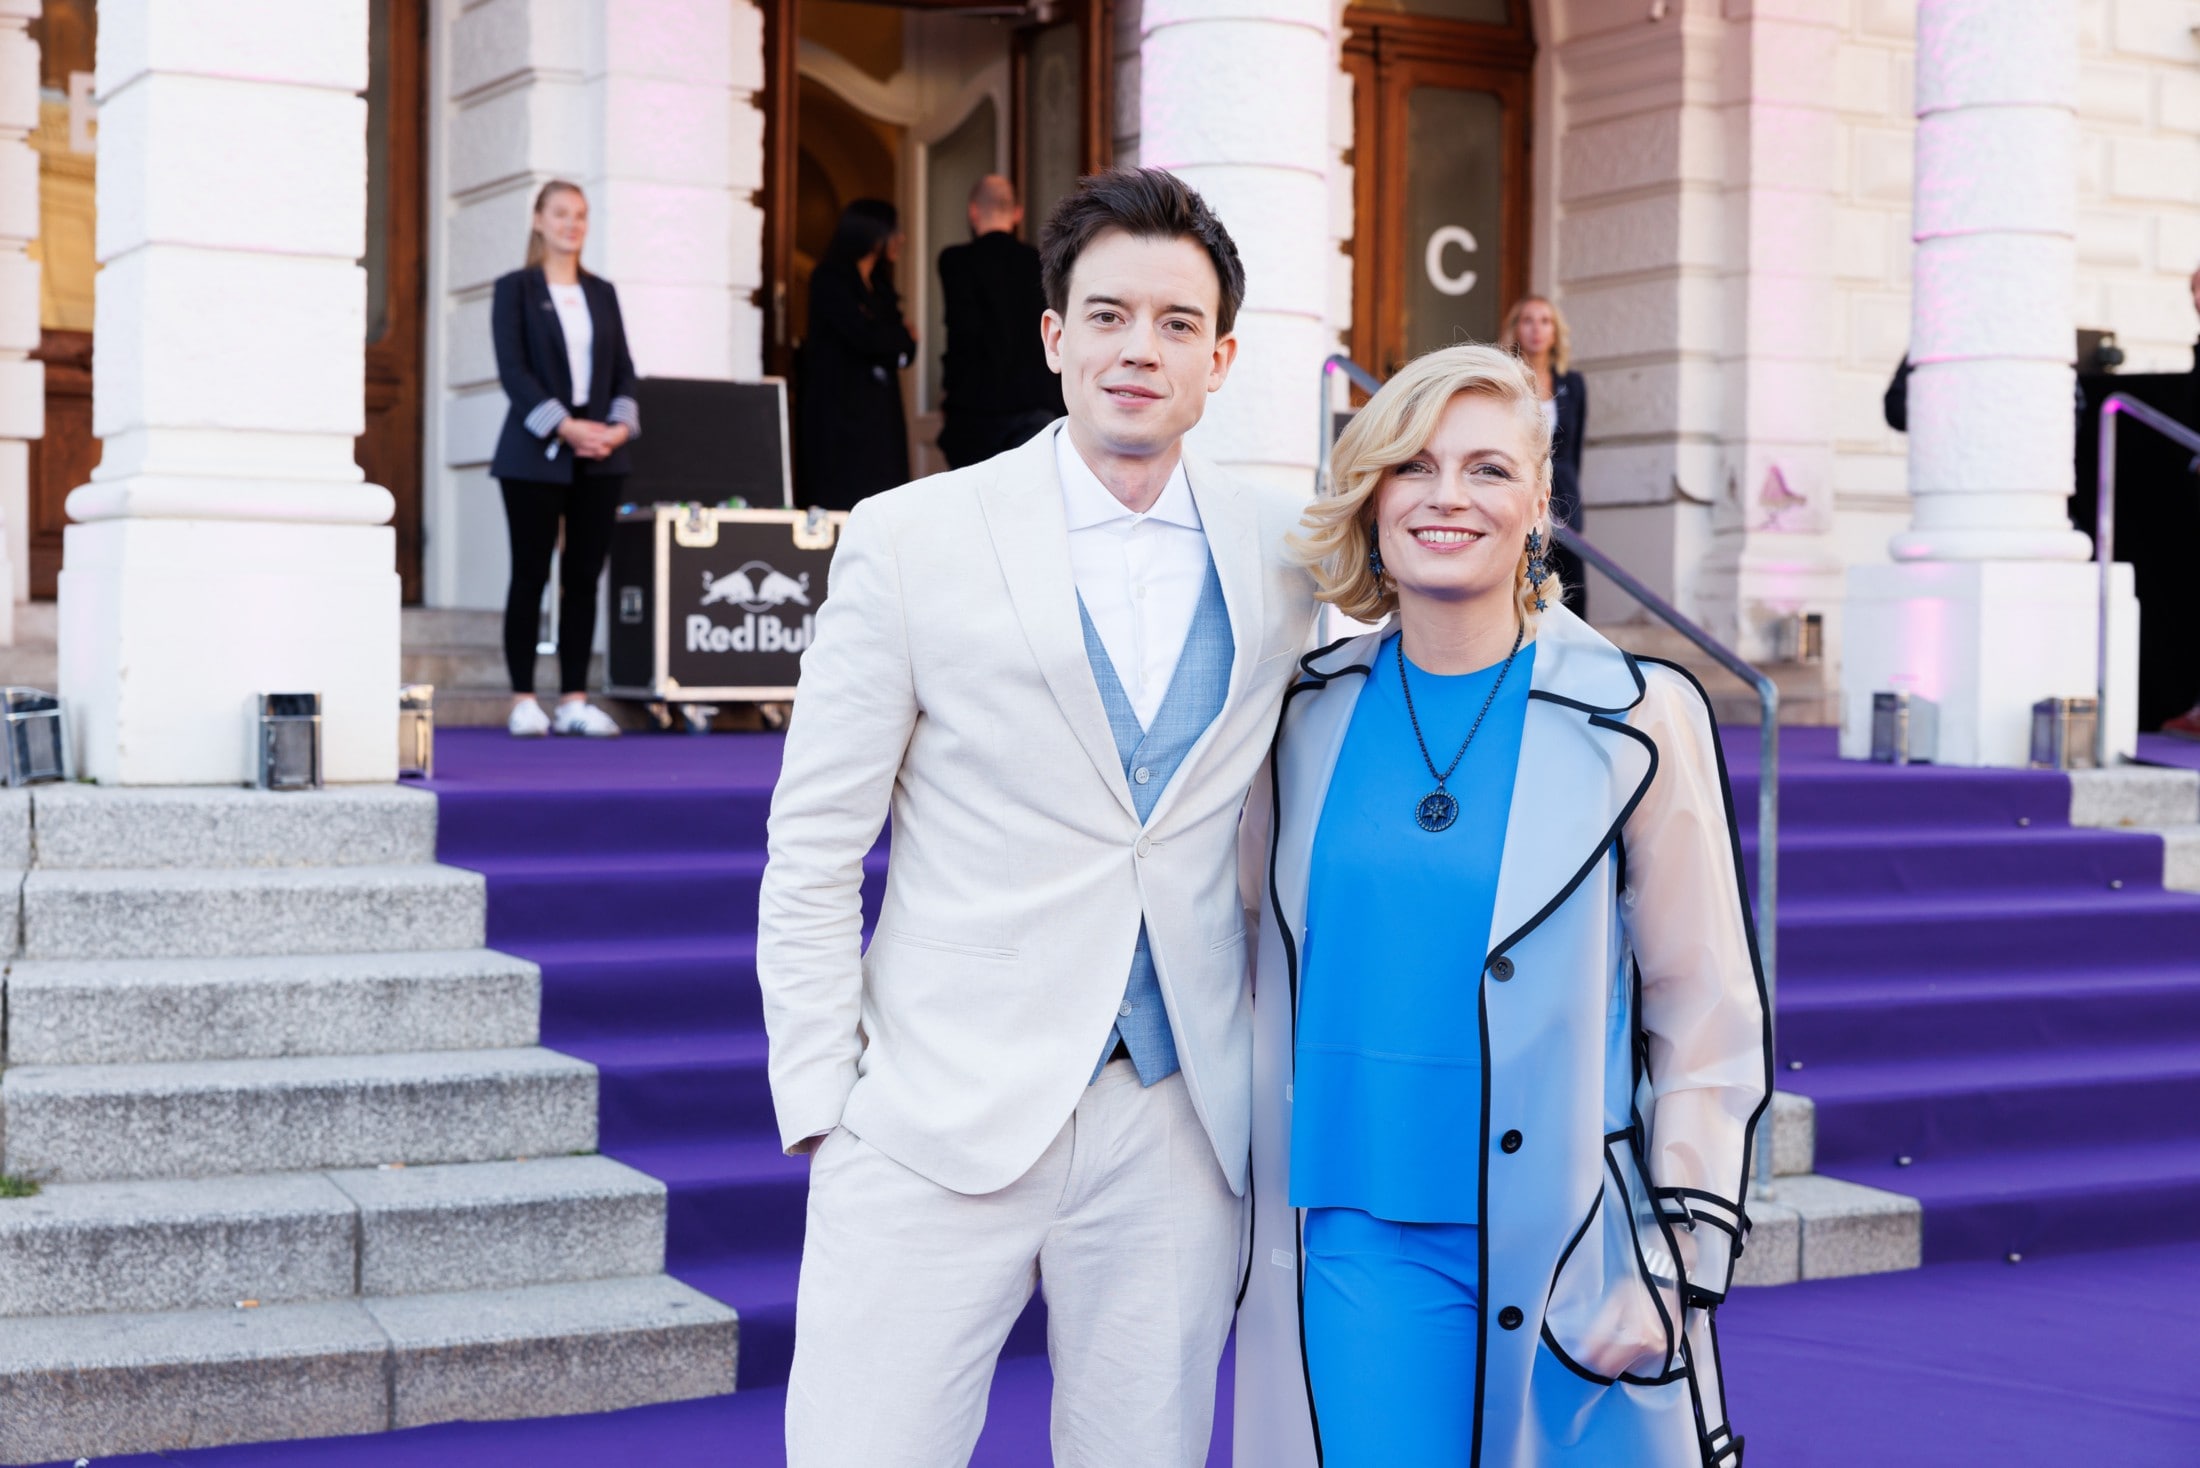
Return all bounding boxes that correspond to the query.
[507,698,551,738]
[552,700,623,738]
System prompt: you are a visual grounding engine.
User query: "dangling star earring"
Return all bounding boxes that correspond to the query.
[1368,540,1386,582]
[1524,528,1552,613]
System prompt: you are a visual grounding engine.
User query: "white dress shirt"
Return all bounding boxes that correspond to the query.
[549,281,594,406]
[1056,426,1211,730]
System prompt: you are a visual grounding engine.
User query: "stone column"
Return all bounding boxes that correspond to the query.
[1695,6,1846,673]
[1140,0,1333,499]
[1838,0,2136,765]
[0,0,38,648]
[58,0,398,784]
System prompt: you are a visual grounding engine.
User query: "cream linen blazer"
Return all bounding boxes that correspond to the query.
[757,424,1319,1196]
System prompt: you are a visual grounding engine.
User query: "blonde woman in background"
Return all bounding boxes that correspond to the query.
[488,180,641,738]
[1234,343,1768,1468]
[1501,295,1587,616]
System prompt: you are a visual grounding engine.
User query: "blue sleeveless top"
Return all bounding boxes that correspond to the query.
[1289,632,1535,1222]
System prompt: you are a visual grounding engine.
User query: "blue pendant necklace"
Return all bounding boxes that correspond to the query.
[1396,622,1525,833]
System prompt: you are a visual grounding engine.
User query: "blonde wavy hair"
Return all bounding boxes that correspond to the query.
[1294,343,1557,625]
[1499,294,1571,376]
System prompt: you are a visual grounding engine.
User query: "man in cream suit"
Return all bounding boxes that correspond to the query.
[759,168,1316,1466]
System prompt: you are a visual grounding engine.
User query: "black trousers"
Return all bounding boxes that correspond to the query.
[499,468,624,696]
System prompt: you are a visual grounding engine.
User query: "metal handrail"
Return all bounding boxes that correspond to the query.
[2094,393,2200,767]
[1319,355,1784,1195]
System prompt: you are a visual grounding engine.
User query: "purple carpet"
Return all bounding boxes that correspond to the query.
[76,1243,2200,1465]
[64,724,2200,1465]
[2137,731,2200,772]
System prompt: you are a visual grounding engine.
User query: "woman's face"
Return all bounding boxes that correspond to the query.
[536,190,589,258]
[1370,391,1546,616]
[1512,301,1556,359]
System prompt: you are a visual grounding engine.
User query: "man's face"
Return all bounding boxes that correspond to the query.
[1040,229,1237,462]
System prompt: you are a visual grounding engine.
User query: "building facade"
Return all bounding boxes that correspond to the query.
[4,0,2196,778]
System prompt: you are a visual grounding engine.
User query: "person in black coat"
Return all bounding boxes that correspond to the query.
[936,175,1064,469]
[489,179,640,739]
[1502,295,1589,618]
[797,199,917,511]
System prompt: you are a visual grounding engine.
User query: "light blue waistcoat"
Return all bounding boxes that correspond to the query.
[1080,557,1235,1085]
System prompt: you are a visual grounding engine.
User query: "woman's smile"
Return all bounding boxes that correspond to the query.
[1409,525,1484,551]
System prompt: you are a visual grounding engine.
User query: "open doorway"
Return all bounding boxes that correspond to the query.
[765,0,1111,492]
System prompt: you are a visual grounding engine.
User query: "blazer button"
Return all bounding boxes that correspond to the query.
[1488,955,1515,982]
[1498,1306,1525,1331]
[1135,837,1152,858]
[1501,1129,1523,1154]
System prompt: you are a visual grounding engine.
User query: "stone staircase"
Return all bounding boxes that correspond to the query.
[2071,762,2200,892]
[0,783,734,1464]
[1735,1091,1919,1285]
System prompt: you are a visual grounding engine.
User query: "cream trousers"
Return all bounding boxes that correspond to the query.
[785,1061,1242,1467]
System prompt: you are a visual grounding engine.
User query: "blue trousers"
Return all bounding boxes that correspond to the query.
[1302,1207,1482,1467]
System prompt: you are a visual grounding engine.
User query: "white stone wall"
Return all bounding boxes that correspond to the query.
[2076,0,2200,374]
[0,0,39,646]
[423,0,765,611]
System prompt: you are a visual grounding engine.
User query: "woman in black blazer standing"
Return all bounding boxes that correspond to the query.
[797,199,917,511]
[490,180,640,738]
[1502,294,1588,617]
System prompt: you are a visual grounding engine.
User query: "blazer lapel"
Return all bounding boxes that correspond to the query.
[977,428,1138,821]
[1182,447,1265,704]
[529,269,574,404]
[582,274,615,407]
[1486,608,1653,958]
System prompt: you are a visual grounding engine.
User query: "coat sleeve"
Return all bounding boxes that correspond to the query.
[1620,664,1771,1298]
[492,273,569,440]
[755,496,919,1153]
[601,282,641,438]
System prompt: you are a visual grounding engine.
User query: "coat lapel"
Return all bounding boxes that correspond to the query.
[1270,628,1385,951]
[1486,607,1652,958]
[582,274,615,406]
[977,427,1138,821]
[1181,446,1264,705]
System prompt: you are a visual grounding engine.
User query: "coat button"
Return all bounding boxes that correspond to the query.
[1135,837,1152,858]
[1498,1306,1524,1331]
[1501,1130,1523,1154]
[1488,955,1515,982]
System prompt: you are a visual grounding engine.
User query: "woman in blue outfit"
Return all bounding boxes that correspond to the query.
[1234,344,1770,1468]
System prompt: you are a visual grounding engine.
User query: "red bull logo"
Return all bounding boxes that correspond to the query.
[700,560,811,614]
[686,612,814,654]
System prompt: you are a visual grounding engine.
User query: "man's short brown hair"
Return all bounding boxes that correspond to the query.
[1038,167,1247,338]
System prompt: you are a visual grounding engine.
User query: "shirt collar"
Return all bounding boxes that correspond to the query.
[1055,424,1201,533]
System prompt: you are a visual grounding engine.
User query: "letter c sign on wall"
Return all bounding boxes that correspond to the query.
[1424,226,1479,299]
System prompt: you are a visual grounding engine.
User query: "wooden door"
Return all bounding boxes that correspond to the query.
[1345,9,1533,379]
[359,0,427,602]
[27,331,91,598]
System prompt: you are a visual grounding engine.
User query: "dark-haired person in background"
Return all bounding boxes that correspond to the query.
[1501,294,1588,617]
[797,198,916,511]
[489,179,639,739]
[936,174,1064,468]
[760,167,1318,1466]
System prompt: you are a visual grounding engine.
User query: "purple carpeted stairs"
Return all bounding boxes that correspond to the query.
[1728,727,2200,1263]
[424,721,2200,1405]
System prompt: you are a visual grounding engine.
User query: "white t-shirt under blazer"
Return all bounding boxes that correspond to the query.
[1054,424,1210,730]
[548,280,594,407]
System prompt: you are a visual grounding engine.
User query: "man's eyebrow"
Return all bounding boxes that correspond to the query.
[1079,293,1207,319]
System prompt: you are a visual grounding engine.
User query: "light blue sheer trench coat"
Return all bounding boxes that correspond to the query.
[1232,607,1771,1468]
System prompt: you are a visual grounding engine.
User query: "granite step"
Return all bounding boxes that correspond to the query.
[0,1156,666,1318]
[3,949,541,1065]
[1729,1173,1922,1286]
[26,785,439,871]
[20,863,484,960]
[0,1274,736,1464]
[0,1048,597,1183]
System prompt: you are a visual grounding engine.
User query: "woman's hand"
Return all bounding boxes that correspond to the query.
[557,418,622,459]
[1571,1228,1698,1379]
